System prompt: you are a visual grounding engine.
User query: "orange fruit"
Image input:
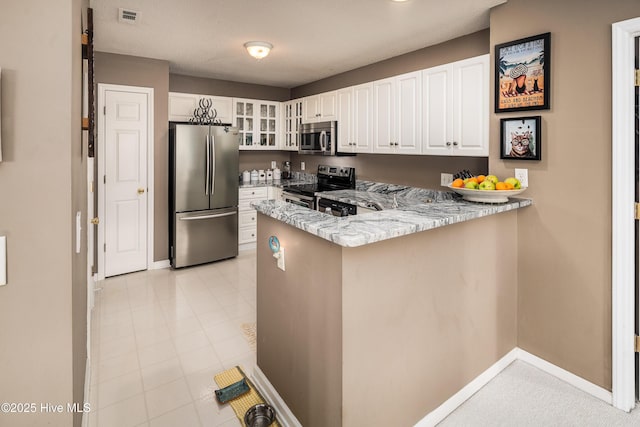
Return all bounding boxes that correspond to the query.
[477,175,486,184]
[504,181,515,190]
[451,178,464,188]
[467,177,479,184]
[495,182,508,190]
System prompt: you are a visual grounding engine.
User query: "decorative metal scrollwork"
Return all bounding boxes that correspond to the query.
[190,98,222,125]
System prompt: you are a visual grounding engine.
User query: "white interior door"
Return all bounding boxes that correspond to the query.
[104,89,149,277]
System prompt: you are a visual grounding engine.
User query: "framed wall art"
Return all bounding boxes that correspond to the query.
[500,116,541,160]
[495,32,550,113]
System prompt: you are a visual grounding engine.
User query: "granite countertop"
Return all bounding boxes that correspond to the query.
[251,180,532,247]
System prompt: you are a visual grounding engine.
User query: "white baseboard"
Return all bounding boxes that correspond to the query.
[414,348,519,427]
[81,358,91,427]
[414,347,614,427]
[151,259,170,270]
[516,349,613,405]
[251,365,302,427]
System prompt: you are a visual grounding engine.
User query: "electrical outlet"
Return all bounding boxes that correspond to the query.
[441,173,453,186]
[301,162,305,171]
[514,168,528,187]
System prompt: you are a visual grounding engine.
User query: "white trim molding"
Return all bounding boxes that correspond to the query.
[251,366,303,427]
[415,348,519,427]
[517,349,612,405]
[414,348,614,427]
[611,16,640,413]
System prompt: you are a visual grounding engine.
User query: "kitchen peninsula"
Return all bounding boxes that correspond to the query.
[251,187,531,426]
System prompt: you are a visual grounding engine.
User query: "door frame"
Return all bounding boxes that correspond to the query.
[96,83,155,280]
[612,16,640,412]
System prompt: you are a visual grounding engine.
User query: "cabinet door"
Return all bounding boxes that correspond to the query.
[395,72,421,154]
[169,93,232,124]
[234,99,255,149]
[336,88,353,152]
[303,95,320,123]
[373,78,395,153]
[168,93,199,122]
[352,83,373,153]
[452,55,489,156]
[258,102,278,148]
[422,64,452,155]
[319,91,337,120]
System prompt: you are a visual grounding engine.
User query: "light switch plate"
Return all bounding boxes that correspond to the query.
[441,173,453,186]
[274,247,285,271]
[0,236,6,286]
[514,168,529,187]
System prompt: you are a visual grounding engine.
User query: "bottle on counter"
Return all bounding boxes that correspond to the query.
[282,161,291,179]
[242,170,251,183]
[273,167,281,180]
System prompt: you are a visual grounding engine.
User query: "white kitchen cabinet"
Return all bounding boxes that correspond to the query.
[373,71,422,155]
[282,99,303,151]
[422,54,489,156]
[337,83,373,153]
[168,92,232,124]
[233,98,280,150]
[302,91,337,123]
[238,186,269,246]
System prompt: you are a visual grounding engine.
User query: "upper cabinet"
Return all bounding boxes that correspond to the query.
[337,83,373,153]
[233,98,280,150]
[373,71,422,155]
[422,54,489,156]
[282,99,303,151]
[302,91,337,123]
[168,92,233,124]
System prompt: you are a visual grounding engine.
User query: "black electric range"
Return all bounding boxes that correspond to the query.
[282,165,355,209]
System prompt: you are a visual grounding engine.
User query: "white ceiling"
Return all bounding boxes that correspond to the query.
[90,0,505,88]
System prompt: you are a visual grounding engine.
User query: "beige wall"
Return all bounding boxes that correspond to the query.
[170,73,290,102]
[95,52,170,261]
[341,212,517,425]
[239,151,291,174]
[256,210,517,426]
[0,1,87,426]
[257,215,343,427]
[489,0,640,390]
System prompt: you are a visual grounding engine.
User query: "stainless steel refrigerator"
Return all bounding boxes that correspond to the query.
[169,123,239,268]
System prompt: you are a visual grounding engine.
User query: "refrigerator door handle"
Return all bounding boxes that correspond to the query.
[210,133,216,194]
[205,135,211,195]
[179,211,237,221]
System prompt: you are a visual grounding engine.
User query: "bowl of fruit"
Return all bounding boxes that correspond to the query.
[445,175,527,203]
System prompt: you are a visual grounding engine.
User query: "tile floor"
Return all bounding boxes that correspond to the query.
[87,250,258,427]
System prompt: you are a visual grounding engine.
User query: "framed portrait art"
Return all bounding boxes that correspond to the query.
[500,116,541,161]
[495,32,550,113]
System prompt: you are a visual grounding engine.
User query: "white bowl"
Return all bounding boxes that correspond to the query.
[445,184,527,203]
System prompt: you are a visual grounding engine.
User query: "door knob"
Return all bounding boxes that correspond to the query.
[137,188,145,195]
[90,217,99,225]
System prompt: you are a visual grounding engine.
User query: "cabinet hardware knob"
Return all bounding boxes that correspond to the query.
[453,141,458,146]
[137,188,145,194]
[446,142,452,146]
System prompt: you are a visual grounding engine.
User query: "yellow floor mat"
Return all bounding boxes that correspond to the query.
[214,366,280,427]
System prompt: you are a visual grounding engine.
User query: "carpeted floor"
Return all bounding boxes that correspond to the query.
[438,361,640,426]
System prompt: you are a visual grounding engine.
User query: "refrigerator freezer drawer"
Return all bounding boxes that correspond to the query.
[173,207,238,268]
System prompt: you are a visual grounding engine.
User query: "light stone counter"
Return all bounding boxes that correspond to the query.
[252,182,531,247]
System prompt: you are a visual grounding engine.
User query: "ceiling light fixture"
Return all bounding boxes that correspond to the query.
[244,41,273,60]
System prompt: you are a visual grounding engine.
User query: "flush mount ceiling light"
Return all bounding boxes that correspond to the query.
[244,41,273,59]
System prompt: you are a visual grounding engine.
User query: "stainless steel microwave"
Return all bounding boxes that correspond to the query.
[298,121,336,155]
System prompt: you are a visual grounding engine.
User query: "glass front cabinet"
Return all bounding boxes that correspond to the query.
[282,99,303,151]
[233,98,280,150]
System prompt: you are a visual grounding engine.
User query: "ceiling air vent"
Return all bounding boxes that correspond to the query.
[118,8,139,24]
